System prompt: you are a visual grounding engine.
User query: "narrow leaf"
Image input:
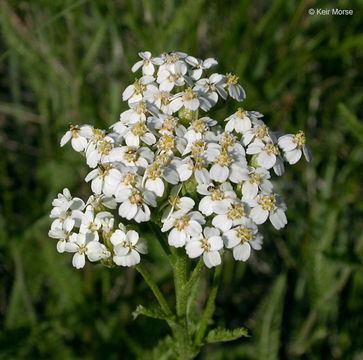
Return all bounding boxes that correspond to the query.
[132,304,172,321]
[205,327,248,344]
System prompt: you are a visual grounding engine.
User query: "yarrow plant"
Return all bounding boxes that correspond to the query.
[49,51,311,358]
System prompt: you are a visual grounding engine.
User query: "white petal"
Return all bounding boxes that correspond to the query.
[250,206,269,224]
[122,84,135,100]
[242,182,258,199]
[212,215,232,232]
[285,149,302,165]
[110,229,126,245]
[199,196,213,216]
[209,236,223,251]
[146,178,164,197]
[210,164,229,183]
[269,209,287,230]
[91,177,103,195]
[72,253,86,269]
[186,241,204,258]
[71,137,87,152]
[203,251,221,268]
[233,243,251,261]
[258,152,276,169]
[127,230,139,245]
[186,221,202,237]
[168,229,186,248]
[163,168,179,184]
[303,144,312,162]
[60,131,72,147]
[131,60,143,73]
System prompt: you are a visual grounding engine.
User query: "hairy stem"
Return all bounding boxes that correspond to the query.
[171,249,196,359]
[195,259,224,346]
[173,248,189,316]
[149,222,172,258]
[135,263,173,316]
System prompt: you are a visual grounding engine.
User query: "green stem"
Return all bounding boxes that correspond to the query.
[135,263,173,317]
[149,222,172,258]
[185,257,204,293]
[195,259,224,346]
[173,248,189,316]
[171,249,196,359]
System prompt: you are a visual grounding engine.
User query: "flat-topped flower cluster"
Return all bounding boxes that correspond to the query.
[49,51,311,269]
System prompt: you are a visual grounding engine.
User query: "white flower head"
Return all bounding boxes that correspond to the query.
[116,187,156,223]
[60,125,89,152]
[65,233,111,269]
[161,211,205,248]
[224,73,246,101]
[223,219,263,262]
[111,229,148,267]
[186,227,223,268]
[212,200,249,232]
[185,56,218,80]
[278,131,312,164]
[51,50,311,271]
[246,193,287,230]
[131,51,163,75]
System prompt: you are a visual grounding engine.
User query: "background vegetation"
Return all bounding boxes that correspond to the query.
[0,0,362,359]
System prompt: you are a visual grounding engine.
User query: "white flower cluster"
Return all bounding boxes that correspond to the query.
[49,51,311,269]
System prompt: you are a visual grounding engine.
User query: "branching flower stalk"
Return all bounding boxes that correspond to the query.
[48,51,311,358]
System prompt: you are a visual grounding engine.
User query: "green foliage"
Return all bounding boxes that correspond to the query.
[0,0,362,359]
[132,304,173,321]
[205,327,248,344]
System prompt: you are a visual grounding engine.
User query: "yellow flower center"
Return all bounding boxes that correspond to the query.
[160,116,178,134]
[78,245,88,254]
[201,238,211,251]
[258,195,276,211]
[219,133,236,149]
[70,125,80,138]
[146,164,162,180]
[122,240,136,251]
[262,143,279,155]
[183,88,196,101]
[249,172,261,184]
[129,190,143,205]
[97,163,111,177]
[88,221,98,232]
[154,153,172,166]
[169,195,181,208]
[157,134,175,153]
[122,172,137,187]
[90,129,105,144]
[226,73,239,86]
[236,107,246,118]
[227,203,245,220]
[215,150,232,167]
[157,92,171,106]
[255,125,268,139]
[98,140,112,155]
[293,130,306,148]
[191,119,208,134]
[133,79,146,95]
[191,140,206,157]
[131,122,147,136]
[164,54,179,64]
[236,227,254,244]
[174,215,189,231]
[123,147,139,163]
[210,188,223,201]
[135,101,146,115]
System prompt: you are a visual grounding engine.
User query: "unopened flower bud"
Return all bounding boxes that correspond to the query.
[178,107,198,126]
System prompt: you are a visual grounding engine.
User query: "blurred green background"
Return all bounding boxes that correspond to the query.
[1,0,362,359]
